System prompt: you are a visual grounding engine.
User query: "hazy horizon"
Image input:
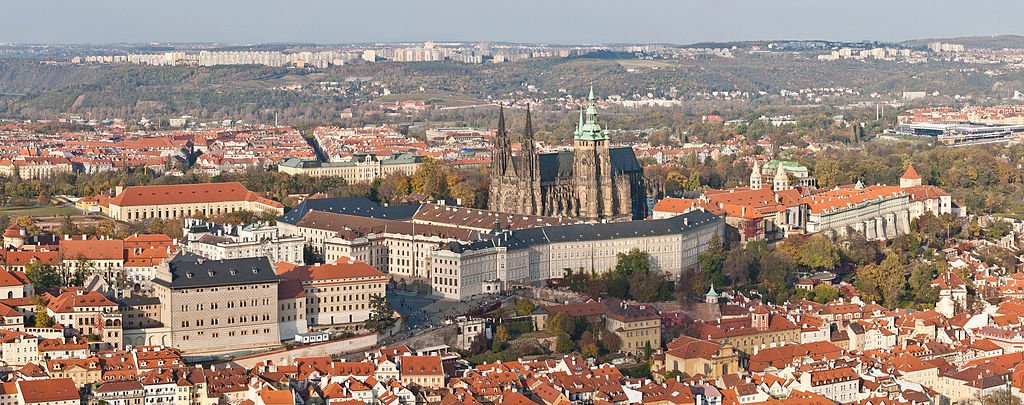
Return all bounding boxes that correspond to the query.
[1,0,1022,45]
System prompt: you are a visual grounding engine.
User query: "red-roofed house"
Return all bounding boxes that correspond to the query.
[399,356,444,389]
[46,289,122,348]
[277,260,386,326]
[0,269,32,299]
[661,336,740,379]
[16,378,79,405]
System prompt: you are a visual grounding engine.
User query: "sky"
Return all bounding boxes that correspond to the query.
[1,0,1020,45]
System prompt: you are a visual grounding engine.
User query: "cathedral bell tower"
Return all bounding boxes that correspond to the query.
[573,87,614,222]
[488,105,514,212]
[519,105,542,216]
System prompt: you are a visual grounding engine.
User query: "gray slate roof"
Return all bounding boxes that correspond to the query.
[154,253,279,290]
[536,147,642,182]
[278,197,420,225]
[451,208,721,253]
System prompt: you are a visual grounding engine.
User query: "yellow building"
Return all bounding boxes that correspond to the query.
[693,307,800,355]
[277,153,421,183]
[660,336,740,380]
[601,299,662,355]
[46,358,102,388]
[277,259,387,327]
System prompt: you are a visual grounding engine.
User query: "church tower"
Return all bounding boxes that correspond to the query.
[749,160,762,190]
[493,105,510,176]
[573,87,615,222]
[519,105,542,215]
[488,105,514,212]
[900,164,921,188]
[773,166,789,191]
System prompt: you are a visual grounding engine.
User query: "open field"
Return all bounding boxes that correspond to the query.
[374,90,485,107]
[0,205,80,217]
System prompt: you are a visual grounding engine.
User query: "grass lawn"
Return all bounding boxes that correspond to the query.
[517,331,554,339]
[0,206,80,217]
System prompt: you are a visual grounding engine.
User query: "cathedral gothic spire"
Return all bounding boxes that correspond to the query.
[494,104,510,177]
[520,104,541,215]
[497,103,506,137]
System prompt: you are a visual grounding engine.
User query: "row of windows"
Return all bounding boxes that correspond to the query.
[182,327,273,341]
[179,298,270,312]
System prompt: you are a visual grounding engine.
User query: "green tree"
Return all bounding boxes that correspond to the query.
[616,248,651,276]
[630,271,674,302]
[814,160,843,189]
[842,232,879,265]
[864,254,909,309]
[810,284,840,304]
[364,295,396,333]
[555,333,574,353]
[799,235,840,271]
[722,246,752,287]
[30,297,53,327]
[758,250,795,297]
[699,233,726,284]
[515,298,536,317]
[492,325,510,352]
[545,312,571,335]
[24,260,61,289]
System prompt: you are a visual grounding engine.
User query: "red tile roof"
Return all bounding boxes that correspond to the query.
[901,165,920,180]
[277,260,385,282]
[59,239,124,261]
[400,356,443,376]
[109,182,283,208]
[17,378,79,403]
[0,269,31,287]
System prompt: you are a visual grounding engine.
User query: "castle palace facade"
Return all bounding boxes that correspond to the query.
[488,91,646,222]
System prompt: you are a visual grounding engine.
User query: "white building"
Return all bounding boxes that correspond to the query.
[184,219,304,265]
[431,210,724,300]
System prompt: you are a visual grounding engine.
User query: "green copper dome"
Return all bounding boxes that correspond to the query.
[574,86,608,141]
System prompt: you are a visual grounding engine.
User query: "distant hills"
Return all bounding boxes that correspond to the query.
[901,35,1024,49]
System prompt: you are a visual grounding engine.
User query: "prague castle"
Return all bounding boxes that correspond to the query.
[488,89,646,222]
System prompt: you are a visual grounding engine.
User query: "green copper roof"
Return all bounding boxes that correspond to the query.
[574,87,608,141]
[706,283,719,297]
[763,160,808,172]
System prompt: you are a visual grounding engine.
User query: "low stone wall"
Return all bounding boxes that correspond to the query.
[517,285,584,306]
[214,333,377,368]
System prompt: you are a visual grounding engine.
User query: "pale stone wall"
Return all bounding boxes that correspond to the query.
[278,296,307,340]
[301,273,386,326]
[153,281,281,355]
